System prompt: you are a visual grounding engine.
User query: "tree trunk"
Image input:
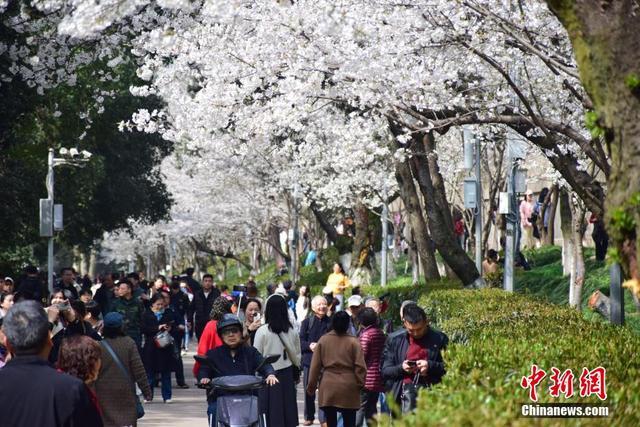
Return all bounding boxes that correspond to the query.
[394,156,441,281]
[547,0,640,299]
[267,221,290,266]
[310,201,339,244]
[560,190,574,277]
[88,247,97,279]
[411,132,481,287]
[350,200,373,287]
[570,197,587,309]
[410,246,420,285]
[543,185,559,246]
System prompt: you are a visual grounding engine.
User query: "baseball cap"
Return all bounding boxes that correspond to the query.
[103,312,124,328]
[348,295,363,307]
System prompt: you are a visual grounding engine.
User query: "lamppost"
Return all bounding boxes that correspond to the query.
[42,147,91,294]
[463,127,483,274]
[502,143,527,293]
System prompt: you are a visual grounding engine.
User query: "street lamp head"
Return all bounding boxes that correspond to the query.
[59,147,69,156]
[69,148,79,157]
[81,150,92,159]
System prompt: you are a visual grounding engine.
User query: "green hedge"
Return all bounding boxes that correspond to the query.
[381,288,640,426]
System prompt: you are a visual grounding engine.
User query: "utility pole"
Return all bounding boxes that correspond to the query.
[475,134,483,273]
[503,159,517,293]
[381,185,389,286]
[463,128,483,274]
[46,149,55,294]
[42,147,92,294]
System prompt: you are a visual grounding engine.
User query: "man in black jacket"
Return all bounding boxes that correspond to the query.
[299,295,331,426]
[168,279,191,388]
[0,300,102,426]
[189,274,220,340]
[94,272,117,316]
[381,304,448,413]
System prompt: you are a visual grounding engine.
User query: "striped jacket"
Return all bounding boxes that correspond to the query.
[359,325,387,392]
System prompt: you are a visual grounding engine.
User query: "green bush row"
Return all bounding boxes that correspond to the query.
[381,288,640,426]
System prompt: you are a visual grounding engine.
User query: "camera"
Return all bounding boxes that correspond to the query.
[406,360,417,367]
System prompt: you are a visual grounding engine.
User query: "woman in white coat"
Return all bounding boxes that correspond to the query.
[253,294,302,427]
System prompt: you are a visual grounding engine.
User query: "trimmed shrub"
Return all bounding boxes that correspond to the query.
[381,288,640,426]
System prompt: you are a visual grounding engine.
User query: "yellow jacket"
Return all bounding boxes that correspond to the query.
[326,273,350,295]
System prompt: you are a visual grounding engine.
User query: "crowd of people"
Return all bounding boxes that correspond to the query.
[0,264,449,427]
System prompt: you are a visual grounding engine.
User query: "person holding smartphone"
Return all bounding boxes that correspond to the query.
[243,298,263,345]
[381,304,449,414]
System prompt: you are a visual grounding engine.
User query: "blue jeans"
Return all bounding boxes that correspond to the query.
[207,400,217,427]
[379,392,390,414]
[148,371,172,401]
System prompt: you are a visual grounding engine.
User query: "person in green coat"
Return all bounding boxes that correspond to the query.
[111,280,144,350]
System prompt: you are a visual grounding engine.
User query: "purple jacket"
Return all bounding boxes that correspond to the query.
[359,325,386,392]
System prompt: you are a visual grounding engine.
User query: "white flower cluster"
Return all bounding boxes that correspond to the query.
[22,0,598,260]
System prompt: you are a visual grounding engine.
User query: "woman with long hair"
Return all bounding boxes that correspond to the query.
[253,294,302,427]
[57,335,105,427]
[243,298,263,345]
[94,312,152,427]
[306,311,366,427]
[141,294,175,403]
[295,285,310,322]
[325,263,350,311]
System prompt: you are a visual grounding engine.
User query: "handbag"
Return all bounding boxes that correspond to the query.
[101,340,145,419]
[154,330,174,348]
[401,373,421,414]
[276,333,301,383]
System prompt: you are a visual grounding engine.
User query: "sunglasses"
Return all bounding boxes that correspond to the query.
[221,327,242,336]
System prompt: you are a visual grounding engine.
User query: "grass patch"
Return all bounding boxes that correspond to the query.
[517,246,640,334]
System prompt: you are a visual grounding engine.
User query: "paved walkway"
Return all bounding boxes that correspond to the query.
[140,343,321,427]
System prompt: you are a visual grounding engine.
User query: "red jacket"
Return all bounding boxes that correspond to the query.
[193,320,223,376]
[359,325,386,392]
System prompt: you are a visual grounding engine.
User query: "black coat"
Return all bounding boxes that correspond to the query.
[381,327,448,404]
[299,315,331,367]
[189,288,220,328]
[94,285,116,316]
[197,344,275,402]
[185,276,202,294]
[169,291,190,326]
[0,355,103,427]
[141,309,176,373]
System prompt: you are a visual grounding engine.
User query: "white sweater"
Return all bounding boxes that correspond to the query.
[253,324,302,371]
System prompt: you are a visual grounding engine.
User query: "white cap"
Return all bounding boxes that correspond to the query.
[348,295,363,307]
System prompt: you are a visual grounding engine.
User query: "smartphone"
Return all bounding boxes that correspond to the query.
[56,302,70,312]
[254,313,261,322]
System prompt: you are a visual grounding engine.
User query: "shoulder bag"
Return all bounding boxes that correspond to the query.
[276,332,301,384]
[401,372,421,414]
[101,340,145,419]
